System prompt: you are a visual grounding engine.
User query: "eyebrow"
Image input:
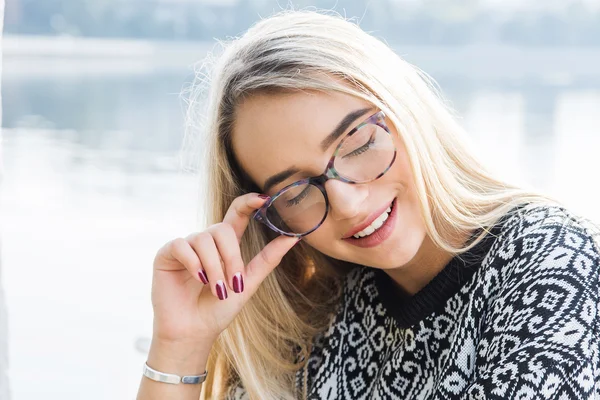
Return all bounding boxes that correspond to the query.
[261,107,374,193]
[262,167,301,193]
[319,107,374,151]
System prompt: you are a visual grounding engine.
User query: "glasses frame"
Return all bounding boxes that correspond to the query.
[252,110,397,237]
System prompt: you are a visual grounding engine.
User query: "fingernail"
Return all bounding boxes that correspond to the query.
[232,272,244,293]
[258,194,270,200]
[216,280,228,300]
[294,237,302,246]
[198,269,209,284]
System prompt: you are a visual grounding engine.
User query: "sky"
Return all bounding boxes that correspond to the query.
[155,0,600,11]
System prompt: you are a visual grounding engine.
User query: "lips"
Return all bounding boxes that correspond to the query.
[342,199,395,239]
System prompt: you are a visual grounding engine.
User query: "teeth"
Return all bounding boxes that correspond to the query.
[352,203,393,239]
[372,218,384,230]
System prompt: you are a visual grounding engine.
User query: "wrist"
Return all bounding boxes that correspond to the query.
[146,337,214,376]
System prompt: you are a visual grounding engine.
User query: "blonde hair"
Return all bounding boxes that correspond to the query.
[181,8,561,400]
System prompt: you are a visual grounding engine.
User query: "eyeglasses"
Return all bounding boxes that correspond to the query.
[252,110,397,237]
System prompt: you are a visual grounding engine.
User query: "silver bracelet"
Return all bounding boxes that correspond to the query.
[143,361,208,384]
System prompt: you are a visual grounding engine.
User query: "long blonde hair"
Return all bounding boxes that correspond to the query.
[181,8,561,400]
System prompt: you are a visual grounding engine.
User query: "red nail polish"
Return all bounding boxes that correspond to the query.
[258,194,270,200]
[198,269,209,284]
[216,280,228,300]
[233,273,244,293]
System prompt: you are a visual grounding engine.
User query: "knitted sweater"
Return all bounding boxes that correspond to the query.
[228,203,600,399]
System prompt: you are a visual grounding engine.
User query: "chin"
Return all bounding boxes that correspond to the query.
[356,251,411,270]
[354,227,425,270]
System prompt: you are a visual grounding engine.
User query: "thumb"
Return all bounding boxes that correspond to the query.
[243,235,301,295]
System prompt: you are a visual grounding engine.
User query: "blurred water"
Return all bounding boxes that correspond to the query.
[2,66,600,399]
[1,72,201,399]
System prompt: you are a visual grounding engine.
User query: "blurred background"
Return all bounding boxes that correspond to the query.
[1,0,600,399]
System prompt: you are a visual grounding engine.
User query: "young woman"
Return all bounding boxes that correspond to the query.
[136,9,600,400]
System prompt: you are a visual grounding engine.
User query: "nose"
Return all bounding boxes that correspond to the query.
[324,179,368,221]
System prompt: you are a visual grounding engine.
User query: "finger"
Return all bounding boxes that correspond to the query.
[157,238,205,282]
[222,193,269,243]
[244,235,301,296]
[186,232,229,300]
[207,223,245,293]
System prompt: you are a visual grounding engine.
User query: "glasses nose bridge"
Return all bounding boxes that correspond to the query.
[313,167,341,188]
[324,166,341,181]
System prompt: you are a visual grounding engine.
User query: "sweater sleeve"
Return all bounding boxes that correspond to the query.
[459,212,600,400]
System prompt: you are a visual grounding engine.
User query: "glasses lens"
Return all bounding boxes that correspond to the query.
[266,183,326,235]
[334,122,395,182]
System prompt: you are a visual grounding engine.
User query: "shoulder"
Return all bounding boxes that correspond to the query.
[498,202,600,250]
[485,202,600,282]
[470,204,600,396]
[478,202,600,336]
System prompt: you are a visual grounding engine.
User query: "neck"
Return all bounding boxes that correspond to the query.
[383,231,472,297]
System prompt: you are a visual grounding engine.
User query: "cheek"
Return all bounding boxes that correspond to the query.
[301,223,341,256]
[388,147,412,182]
[303,225,332,246]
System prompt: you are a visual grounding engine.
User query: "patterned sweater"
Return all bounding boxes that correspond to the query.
[228,203,600,399]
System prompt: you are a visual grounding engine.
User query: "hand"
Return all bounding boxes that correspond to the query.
[149,193,299,344]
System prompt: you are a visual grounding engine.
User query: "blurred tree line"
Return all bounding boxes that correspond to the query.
[4,0,600,46]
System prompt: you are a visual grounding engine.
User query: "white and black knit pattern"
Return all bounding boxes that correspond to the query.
[228,203,600,399]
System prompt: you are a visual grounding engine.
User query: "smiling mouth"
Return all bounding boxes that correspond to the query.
[340,197,397,248]
[342,198,396,239]
[351,201,393,238]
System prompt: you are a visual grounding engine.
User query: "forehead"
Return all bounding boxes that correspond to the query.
[231,90,373,189]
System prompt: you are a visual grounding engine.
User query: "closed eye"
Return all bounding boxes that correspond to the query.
[342,134,376,158]
[285,185,312,207]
